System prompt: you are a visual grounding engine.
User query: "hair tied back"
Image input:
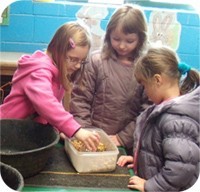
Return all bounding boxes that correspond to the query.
[178,62,191,75]
[69,38,76,48]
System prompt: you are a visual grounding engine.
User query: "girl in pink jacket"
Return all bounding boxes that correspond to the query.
[0,21,100,151]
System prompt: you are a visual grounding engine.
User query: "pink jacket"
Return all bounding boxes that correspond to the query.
[0,51,80,137]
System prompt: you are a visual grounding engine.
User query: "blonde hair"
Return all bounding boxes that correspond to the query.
[134,46,200,94]
[102,4,147,60]
[47,21,91,91]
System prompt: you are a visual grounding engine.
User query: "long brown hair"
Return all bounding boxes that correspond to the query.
[102,4,147,60]
[47,21,91,91]
[134,46,200,94]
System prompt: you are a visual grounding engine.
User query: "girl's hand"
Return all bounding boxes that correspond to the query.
[109,135,121,146]
[117,155,134,168]
[74,128,100,151]
[60,132,67,140]
[128,176,146,192]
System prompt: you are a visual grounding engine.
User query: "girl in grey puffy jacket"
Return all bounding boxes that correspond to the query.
[117,46,200,191]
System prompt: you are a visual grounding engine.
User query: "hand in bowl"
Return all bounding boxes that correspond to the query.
[74,128,100,151]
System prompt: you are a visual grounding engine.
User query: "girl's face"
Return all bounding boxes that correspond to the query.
[110,26,139,58]
[65,45,89,75]
[140,77,163,105]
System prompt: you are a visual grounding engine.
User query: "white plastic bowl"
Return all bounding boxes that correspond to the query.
[64,128,119,173]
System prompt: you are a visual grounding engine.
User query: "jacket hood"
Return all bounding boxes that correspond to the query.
[12,51,58,83]
[149,86,200,123]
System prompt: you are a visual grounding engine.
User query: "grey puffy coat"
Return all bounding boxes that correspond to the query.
[134,87,200,191]
[70,51,149,149]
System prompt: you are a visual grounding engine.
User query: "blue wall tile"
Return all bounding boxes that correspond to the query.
[178,26,199,54]
[1,15,34,42]
[34,16,72,43]
[1,42,47,53]
[180,54,199,70]
[177,13,200,26]
[10,0,33,14]
[0,0,199,70]
[33,2,62,16]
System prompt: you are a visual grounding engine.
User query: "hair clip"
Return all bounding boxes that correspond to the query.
[178,62,191,75]
[69,38,76,48]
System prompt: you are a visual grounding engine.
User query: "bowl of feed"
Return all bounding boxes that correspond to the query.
[64,128,119,173]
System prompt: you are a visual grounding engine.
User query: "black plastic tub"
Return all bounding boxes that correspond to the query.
[0,162,24,191]
[0,119,60,178]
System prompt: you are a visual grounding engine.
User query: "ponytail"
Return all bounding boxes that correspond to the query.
[180,69,200,94]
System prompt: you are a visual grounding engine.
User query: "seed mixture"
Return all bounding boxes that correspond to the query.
[71,139,106,152]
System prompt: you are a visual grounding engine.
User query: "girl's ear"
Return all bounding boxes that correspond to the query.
[153,74,162,86]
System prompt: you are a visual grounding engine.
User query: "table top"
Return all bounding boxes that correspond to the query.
[22,143,136,192]
[0,52,28,76]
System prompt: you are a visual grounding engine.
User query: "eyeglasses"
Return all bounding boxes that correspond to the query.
[66,56,88,66]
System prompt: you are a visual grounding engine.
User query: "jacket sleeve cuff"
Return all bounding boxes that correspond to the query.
[116,134,125,147]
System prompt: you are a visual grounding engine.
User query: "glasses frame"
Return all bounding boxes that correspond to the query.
[66,56,88,66]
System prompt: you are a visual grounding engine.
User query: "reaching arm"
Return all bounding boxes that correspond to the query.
[24,68,81,138]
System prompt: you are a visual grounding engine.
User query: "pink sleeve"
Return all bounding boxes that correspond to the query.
[24,68,80,138]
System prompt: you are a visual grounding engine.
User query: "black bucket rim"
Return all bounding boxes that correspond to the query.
[0,162,24,191]
[0,119,60,156]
